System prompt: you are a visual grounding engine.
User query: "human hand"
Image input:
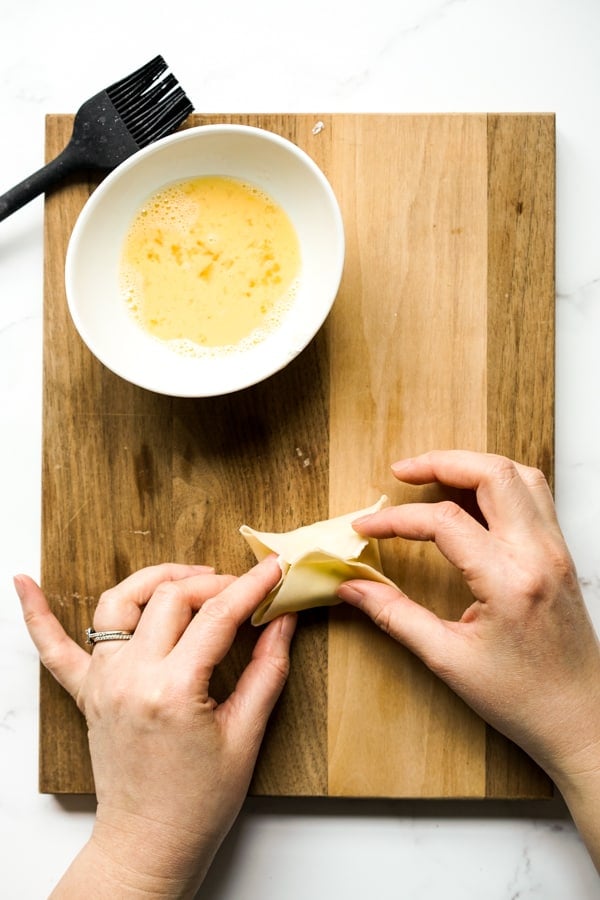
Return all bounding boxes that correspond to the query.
[15,558,296,898]
[337,451,600,788]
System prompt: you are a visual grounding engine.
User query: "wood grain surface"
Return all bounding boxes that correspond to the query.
[40,113,555,798]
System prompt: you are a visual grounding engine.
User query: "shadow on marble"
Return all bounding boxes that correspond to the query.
[52,790,570,822]
[53,794,96,814]
[242,792,571,822]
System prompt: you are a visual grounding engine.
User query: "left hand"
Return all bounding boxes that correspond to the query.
[15,558,296,897]
[337,451,600,779]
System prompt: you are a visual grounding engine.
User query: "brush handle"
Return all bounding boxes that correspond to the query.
[0,142,82,222]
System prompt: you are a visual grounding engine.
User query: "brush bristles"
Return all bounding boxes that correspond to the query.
[106,55,167,104]
[106,55,193,147]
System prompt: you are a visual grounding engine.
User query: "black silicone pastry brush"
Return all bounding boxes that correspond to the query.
[0,55,193,221]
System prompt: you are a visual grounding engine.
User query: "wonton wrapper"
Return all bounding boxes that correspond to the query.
[240,496,398,626]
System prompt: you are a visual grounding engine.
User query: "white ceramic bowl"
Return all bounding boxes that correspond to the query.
[65,124,345,397]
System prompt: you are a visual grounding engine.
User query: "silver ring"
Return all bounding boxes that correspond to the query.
[85,627,133,645]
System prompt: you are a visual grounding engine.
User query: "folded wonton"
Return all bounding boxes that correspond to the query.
[240,496,398,626]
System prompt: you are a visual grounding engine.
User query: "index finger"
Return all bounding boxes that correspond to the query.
[93,563,215,636]
[390,450,553,534]
[171,556,282,684]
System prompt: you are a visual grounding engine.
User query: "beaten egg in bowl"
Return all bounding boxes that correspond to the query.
[66,124,345,397]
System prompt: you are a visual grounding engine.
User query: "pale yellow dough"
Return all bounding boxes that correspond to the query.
[240,496,398,626]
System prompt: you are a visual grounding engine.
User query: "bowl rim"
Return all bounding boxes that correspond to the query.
[65,122,345,397]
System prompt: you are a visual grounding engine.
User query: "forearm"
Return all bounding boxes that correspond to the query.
[51,842,195,899]
[51,840,204,899]
[51,814,216,900]
[552,763,600,874]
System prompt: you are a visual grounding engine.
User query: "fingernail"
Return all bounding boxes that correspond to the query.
[391,458,412,472]
[13,575,25,599]
[279,613,297,640]
[252,554,280,574]
[352,514,372,528]
[263,554,284,576]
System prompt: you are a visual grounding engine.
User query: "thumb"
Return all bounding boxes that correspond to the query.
[337,580,455,675]
[221,613,297,737]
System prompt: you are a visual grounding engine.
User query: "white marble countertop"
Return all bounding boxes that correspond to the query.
[1,0,599,896]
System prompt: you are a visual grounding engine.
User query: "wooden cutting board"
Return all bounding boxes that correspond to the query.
[40,113,555,798]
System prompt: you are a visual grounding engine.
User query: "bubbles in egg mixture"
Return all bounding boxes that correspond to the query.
[120,176,302,356]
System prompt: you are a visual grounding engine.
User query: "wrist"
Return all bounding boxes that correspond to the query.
[549,745,600,874]
[51,808,219,899]
[547,734,600,797]
[94,805,218,895]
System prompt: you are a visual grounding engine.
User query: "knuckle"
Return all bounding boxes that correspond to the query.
[137,684,172,719]
[521,465,549,490]
[93,587,120,627]
[145,563,180,580]
[488,455,520,487]
[84,679,126,721]
[201,594,235,629]
[265,653,291,687]
[434,499,463,526]
[39,645,67,680]
[371,598,398,637]
[547,545,578,588]
[116,680,179,722]
[512,544,577,604]
[151,580,183,605]
[96,585,117,609]
[512,565,547,602]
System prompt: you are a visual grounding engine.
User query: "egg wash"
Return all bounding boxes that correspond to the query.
[120,175,301,353]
